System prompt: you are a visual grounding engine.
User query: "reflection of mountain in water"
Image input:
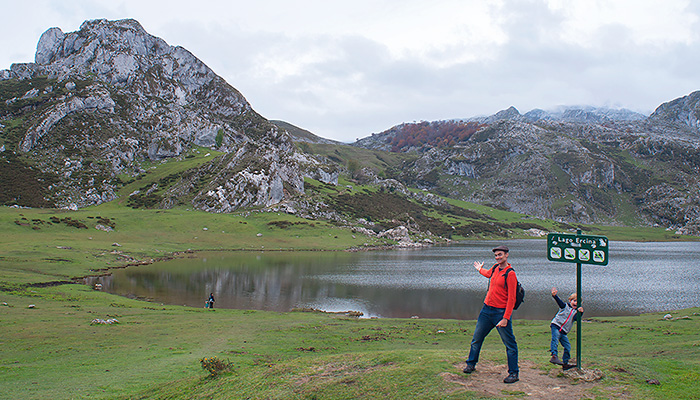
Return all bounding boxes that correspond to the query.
[93,260,490,319]
[87,241,700,320]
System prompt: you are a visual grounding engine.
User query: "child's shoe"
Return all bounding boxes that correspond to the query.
[549,354,564,365]
[562,363,576,370]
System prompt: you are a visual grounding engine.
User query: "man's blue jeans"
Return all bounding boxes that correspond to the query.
[550,324,571,363]
[466,305,519,374]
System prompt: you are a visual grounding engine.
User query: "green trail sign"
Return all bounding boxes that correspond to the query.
[547,232,609,266]
[546,230,610,371]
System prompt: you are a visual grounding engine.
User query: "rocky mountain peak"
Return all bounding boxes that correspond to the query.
[467,106,522,124]
[648,90,700,130]
[36,19,155,65]
[31,19,214,93]
[1,19,333,212]
[493,105,521,120]
[4,18,257,154]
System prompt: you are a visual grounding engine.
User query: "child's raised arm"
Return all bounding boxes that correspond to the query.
[551,288,566,308]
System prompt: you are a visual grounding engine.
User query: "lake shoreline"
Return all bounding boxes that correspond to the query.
[87,240,700,321]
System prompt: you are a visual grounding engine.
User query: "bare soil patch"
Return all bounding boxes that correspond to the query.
[441,360,626,399]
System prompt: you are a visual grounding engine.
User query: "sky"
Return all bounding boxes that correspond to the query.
[2,0,700,142]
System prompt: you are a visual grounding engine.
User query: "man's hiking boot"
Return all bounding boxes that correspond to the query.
[462,364,475,374]
[562,363,576,371]
[503,372,519,384]
[549,355,564,365]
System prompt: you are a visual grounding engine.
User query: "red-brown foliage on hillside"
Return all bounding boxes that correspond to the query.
[385,120,482,152]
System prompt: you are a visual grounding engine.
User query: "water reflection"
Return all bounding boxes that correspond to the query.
[88,240,700,320]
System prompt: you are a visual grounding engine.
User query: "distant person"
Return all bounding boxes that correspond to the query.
[549,287,583,370]
[207,293,215,309]
[463,245,520,384]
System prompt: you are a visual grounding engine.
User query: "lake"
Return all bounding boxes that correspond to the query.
[87,240,700,320]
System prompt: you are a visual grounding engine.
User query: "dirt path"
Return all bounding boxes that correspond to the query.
[441,360,626,399]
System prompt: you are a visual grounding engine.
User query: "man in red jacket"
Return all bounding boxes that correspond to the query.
[462,244,520,384]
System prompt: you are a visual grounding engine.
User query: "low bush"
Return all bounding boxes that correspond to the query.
[199,356,234,377]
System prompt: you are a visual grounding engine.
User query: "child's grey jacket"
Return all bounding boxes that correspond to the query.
[550,294,581,334]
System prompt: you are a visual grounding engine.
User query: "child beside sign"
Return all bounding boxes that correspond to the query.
[548,287,583,370]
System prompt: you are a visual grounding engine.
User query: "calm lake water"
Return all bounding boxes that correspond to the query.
[87,240,700,320]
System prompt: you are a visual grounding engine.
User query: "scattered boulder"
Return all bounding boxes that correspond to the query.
[378,225,409,240]
[525,228,547,237]
[95,224,113,232]
[91,318,119,325]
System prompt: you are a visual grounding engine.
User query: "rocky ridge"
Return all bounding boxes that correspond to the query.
[0,19,337,211]
[353,101,700,235]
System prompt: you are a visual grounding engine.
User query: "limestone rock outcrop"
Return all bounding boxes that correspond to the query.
[353,102,700,235]
[1,19,316,211]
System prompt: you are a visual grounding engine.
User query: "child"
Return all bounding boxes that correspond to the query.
[549,287,583,370]
[207,293,215,309]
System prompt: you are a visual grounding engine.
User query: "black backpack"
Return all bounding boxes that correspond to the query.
[489,265,525,310]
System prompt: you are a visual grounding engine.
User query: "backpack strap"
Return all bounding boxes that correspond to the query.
[489,265,514,290]
[487,264,498,290]
[503,267,514,288]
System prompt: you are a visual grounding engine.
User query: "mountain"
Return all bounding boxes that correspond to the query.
[523,106,647,123]
[353,101,700,236]
[459,105,648,124]
[270,120,341,145]
[2,19,699,238]
[0,19,336,211]
[648,90,700,130]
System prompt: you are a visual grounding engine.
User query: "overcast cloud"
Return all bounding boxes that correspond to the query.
[1,0,699,142]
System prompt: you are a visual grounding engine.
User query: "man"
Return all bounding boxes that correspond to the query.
[463,244,519,384]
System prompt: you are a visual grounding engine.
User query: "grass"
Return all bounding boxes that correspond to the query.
[0,197,698,399]
[115,146,225,208]
[298,142,417,179]
[0,206,379,290]
[1,284,698,399]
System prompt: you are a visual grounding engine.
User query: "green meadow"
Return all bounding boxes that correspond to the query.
[1,205,699,399]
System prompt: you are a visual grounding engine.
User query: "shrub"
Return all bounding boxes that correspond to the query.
[200,356,234,377]
[215,129,224,148]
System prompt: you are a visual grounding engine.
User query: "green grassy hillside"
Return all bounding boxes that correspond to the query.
[1,283,698,399]
[1,146,698,399]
